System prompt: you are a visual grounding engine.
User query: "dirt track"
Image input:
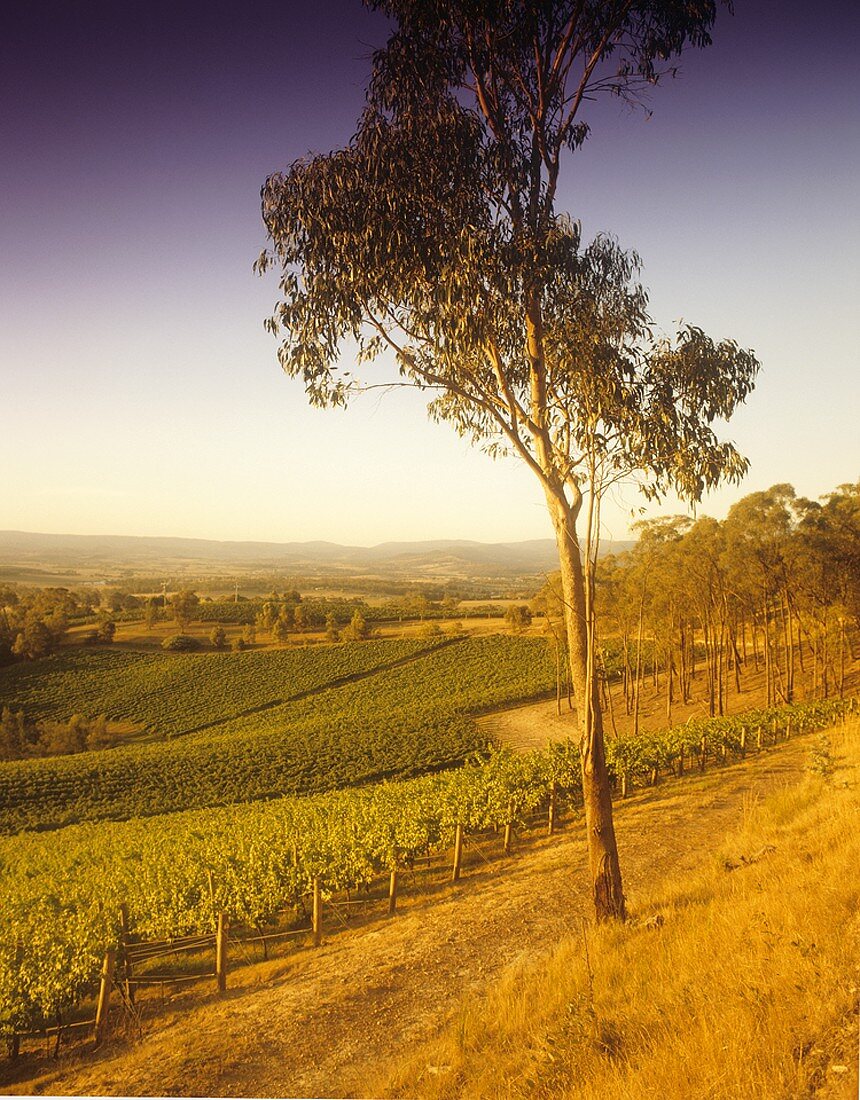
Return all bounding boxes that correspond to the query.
[9,735,819,1100]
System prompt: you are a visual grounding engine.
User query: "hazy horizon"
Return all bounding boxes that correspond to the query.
[0,465,851,552]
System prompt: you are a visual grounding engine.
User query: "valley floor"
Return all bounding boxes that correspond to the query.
[6,727,855,1099]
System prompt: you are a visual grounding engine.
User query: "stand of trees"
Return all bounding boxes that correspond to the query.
[594,483,860,722]
[0,708,115,761]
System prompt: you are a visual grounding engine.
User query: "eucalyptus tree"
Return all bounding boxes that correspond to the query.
[257,0,759,921]
[633,516,691,725]
[723,485,798,704]
[792,483,860,698]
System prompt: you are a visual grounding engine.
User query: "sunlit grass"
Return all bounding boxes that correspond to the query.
[374,719,860,1099]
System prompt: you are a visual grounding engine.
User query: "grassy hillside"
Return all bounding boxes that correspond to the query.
[377,721,860,1100]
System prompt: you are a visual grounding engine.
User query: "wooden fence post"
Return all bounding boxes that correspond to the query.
[739,727,746,759]
[451,824,463,883]
[547,781,557,835]
[215,913,228,994]
[93,948,116,1049]
[700,735,707,772]
[312,879,322,946]
[388,868,398,916]
[503,820,513,855]
[118,903,134,1005]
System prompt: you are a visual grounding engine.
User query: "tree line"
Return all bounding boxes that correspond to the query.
[535,482,859,728]
[0,709,116,762]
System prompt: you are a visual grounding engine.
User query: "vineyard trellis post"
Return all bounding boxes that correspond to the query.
[93,948,116,1048]
[388,868,398,915]
[118,902,134,1004]
[216,913,229,993]
[451,824,463,883]
[312,879,322,946]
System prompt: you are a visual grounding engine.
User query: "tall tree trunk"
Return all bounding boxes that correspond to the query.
[622,631,632,715]
[679,620,690,703]
[666,647,674,726]
[731,624,742,694]
[839,616,846,698]
[549,496,625,922]
[633,594,645,737]
[769,598,774,708]
[558,642,567,717]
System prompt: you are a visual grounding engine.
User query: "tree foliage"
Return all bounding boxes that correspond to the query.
[258,0,755,511]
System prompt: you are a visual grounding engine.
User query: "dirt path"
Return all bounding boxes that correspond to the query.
[11,735,819,1100]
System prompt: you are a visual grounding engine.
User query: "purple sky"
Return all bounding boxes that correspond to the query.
[2,1,858,544]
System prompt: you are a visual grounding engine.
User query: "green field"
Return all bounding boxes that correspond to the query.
[0,636,556,833]
[0,638,441,736]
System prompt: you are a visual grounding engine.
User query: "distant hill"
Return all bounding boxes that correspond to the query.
[0,530,634,579]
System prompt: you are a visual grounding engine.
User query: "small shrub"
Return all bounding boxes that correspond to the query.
[161,634,202,652]
[807,735,834,780]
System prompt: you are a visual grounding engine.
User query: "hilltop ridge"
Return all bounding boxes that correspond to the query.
[0,529,633,579]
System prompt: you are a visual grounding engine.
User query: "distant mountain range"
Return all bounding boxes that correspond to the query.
[0,530,634,578]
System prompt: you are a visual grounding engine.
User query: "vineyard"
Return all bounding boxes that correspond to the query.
[0,638,442,735]
[0,694,854,1043]
[0,636,557,832]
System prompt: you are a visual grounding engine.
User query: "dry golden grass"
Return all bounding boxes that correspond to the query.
[375,719,860,1100]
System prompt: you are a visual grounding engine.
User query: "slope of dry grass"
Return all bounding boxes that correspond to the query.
[375,719,860,1099]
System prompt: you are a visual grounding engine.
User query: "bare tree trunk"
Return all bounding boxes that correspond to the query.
[633,595,645,738]
[797,614,806,674]
[666,646,674,726]
[622,631,632,715]
[558,642,567,717]
[679,620,691,703]
[839,616,846,698]
[716,620,725,717]
[549,496,625,922]
[604,655,619,737]
[731,625,742,694]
